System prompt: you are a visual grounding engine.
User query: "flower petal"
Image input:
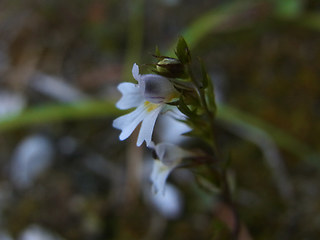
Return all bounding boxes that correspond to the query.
[132,63,140,82]
[116,82,143,110]
[136,104,163,147]
[150,160,172,195]
[155,143,186,166]
[158,110,191,144]
[148,183,182,219]
[112,104,146,141]
[150,143,189,195]
[140,74,175,103]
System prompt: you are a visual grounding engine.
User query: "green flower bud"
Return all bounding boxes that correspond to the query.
[156,57,186,78]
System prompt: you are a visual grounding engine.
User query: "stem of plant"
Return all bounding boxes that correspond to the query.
[186,63,240,239]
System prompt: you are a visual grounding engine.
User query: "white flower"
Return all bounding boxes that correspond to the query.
[147,183,183,219]
[158,109,191,144]
[150,143,190,195]
[113,63,176,147]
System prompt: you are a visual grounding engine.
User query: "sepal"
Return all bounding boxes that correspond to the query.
[200,59,217,115]
[175,36,191,64]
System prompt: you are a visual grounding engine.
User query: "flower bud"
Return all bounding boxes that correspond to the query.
[156,58,186,78]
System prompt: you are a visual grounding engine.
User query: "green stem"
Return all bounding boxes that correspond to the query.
[186,60,240,238]
[186,63,218,153]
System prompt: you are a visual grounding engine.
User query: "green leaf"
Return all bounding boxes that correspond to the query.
[205,88,217,115]
[199,58,209,89]
[177,97,192,116]
[175,36,191,64]
[194,174,221,194]
[182,130,197,138]
[154,45,161,57]
[165,100,180,106]
[199,59,217,114]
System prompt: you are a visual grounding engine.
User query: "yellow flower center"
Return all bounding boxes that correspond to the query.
[144,101,159,112]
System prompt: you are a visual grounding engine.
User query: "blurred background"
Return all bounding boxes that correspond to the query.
[0,0,319,239]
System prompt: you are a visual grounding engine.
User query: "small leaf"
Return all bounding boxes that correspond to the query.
[166,100,180,106]
[182,130,196,138]
[177,99,192,116]
[154,45,161,57]
[205,89,217,115]
[200,61,217,115]
[199,58,209,89]
[175,36,191,64]
[194,175,221,194]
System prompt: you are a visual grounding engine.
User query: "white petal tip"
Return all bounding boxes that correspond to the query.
[136,140,143,147]
[132,63,140,81]
[119,134,128,141]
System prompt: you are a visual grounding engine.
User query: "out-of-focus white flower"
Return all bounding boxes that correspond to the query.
[150,143,190,195]
[158,109,191,144]
[0,91,25,117]
[147,183,183,219]
[31,73,88,102]
[10,135,53,189]
[19,224,64,240]
[113,63,177,147]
